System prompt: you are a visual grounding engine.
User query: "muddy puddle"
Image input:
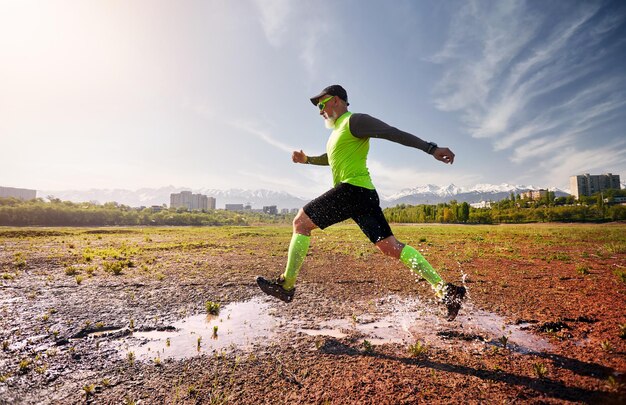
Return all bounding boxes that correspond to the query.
[117,297,278,361]
[112,293,552,364]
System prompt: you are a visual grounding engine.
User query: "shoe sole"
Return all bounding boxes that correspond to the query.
[256,276,295,303]
[446,286,466,321]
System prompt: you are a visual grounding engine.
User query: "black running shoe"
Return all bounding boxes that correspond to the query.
[442,283,466,321]
[256,276,295,303]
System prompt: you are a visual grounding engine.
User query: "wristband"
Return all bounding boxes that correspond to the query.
[427,142,438,154]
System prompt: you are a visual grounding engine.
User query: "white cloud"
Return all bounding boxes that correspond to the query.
[510,133,574,164]
[251,0,292,48]
[531,140,626,189]
[430,0,626,184]
[298,22,331,79]
[230,121,295,153]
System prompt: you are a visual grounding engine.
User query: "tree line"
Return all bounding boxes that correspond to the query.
[383,189,626,224]
[1,189,624,227]
[0,198,292,227]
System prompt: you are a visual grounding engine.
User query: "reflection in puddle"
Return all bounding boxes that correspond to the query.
[121,297,277,360]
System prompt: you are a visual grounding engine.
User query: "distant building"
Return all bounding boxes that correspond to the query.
[263,205,278,215]
[604,196,626,205]
[170,191,213,211]
[207,197,216,210]
[569,173,621,199]
[470,201,492,209]
[225,203,244,211]
[521,189,548,201]
[0,186,36,200]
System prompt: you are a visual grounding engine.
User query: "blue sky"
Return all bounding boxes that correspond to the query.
[1,0,625,198]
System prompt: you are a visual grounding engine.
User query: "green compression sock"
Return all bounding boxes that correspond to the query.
[281,233,310,290]
[400,245,445,297]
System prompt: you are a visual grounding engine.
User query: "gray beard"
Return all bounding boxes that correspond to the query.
[324,112,338,129]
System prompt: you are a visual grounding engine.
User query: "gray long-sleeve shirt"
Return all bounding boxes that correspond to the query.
[306,113,432,165]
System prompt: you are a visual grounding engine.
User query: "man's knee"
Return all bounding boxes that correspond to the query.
[293,209,316,235]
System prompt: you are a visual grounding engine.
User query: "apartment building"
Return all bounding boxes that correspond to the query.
[170,191,215,210]
[569,173,621,199]
[520,189,548,201]
[263,205,278,215]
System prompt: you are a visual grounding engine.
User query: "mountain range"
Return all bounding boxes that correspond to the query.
[40,184,571,209]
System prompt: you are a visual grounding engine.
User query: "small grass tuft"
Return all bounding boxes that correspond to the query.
[601,340,613,352]
[498,335,509,349]
[613,268,626,284]
[361,339,374,354]
[407,341,428,358]
[619,323,626,339]
[575,265,590,275]
[126,351,135,366]
[18,358,32,374]
[103,261,124,275]
[13,253,26,269]
[605,375,624,392]
[533,362,548,378]
[205,301,221,315]
[83,384,95,396]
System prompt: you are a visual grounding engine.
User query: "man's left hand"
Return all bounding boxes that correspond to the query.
[433,147,455,164]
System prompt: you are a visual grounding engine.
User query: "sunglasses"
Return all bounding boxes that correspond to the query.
[317,95,334,111]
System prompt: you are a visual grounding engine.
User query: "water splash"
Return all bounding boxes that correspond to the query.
[299,295,552,354]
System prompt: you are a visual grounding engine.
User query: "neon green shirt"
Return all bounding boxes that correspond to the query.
[326,112,375,190]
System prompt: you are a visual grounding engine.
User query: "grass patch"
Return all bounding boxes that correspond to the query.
[533,362,548,378]
[604,242,626,255]
[613,269,626,284]
[206,301,221,315]
[407,341,428,357]
[576,264,590,275]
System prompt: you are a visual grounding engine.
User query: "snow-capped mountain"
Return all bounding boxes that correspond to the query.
[380,184,569,207]
[40,183,570,210]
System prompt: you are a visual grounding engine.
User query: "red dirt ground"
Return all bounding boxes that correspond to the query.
[0,223,624,404]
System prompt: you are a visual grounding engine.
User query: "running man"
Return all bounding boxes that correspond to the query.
[257,85,466,321]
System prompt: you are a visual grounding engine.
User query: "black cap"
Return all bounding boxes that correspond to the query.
[310,85,349,106]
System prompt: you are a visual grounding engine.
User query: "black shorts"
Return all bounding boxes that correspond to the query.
[303,183,393,244]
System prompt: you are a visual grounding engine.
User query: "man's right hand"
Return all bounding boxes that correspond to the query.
[292,150,307,164]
